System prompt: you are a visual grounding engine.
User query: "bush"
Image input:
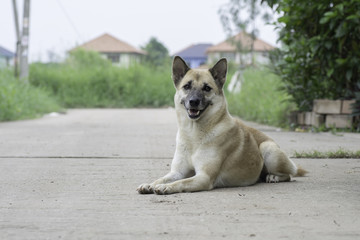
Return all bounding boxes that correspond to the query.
[29,49,175,108]
[2,49,292,126]
[226,67,295,127]
[28,50,291,126]
[0,69,60,121]
[265,0,360,112]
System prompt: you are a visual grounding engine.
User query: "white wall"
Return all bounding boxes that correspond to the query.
[101,53,142,68]
[208,51,270,66]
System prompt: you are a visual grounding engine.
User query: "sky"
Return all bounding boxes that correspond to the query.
[1,0,280,62]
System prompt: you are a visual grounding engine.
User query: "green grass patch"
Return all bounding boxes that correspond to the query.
[293,148,360,158]
[0,69,61,121]
[29,50,175,108]
[225,67,295,127]
[28,51,293,127]
[2,49,295,126]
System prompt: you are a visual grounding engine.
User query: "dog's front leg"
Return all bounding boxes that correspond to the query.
[137,141,193,194]
[137,171,186,194]
[153,172,213,195]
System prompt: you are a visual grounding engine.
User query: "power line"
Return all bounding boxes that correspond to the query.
[55,0,83,42]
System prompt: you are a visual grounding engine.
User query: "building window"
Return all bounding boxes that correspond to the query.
[106,53,120,63]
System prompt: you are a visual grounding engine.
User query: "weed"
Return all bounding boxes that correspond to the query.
[2,50,297,126]
[293,148,360,159]
[226,67,296,127]
[0,69,61,121]
[29,50,175,108]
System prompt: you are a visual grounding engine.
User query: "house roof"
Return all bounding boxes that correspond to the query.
[0,45,15,58]
[206,32,275,53]
[72,33,146,55]
[174,43,213,58]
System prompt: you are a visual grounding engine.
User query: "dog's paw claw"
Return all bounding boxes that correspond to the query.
[266,174,279,183]
[137,184,154,194]
[154,184,173,195]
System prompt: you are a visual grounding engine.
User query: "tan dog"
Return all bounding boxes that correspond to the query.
[137,56,306,194]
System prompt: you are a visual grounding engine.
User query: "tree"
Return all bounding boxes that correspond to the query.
[264,0,360,113]
[219,0,272,65]
[141,37,170,68]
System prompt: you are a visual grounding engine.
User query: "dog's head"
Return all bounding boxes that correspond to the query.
[172,56,227,121]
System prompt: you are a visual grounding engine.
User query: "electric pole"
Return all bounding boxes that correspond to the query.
[12,0,20,78]
[20,0,30,80]
[12,0,31,81]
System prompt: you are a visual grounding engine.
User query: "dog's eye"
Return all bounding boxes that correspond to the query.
[203,85,212,92]
[183,83,191,90]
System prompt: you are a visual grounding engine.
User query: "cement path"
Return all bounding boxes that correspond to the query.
[0,109,359,239]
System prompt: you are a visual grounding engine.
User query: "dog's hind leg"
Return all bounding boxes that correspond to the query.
[265,174,291,183]
[259,140,306,183]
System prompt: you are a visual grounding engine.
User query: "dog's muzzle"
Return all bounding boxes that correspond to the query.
[185,96,209,120]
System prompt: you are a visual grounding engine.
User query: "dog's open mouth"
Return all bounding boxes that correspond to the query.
[187,108,202,119]
[186,104,210,119]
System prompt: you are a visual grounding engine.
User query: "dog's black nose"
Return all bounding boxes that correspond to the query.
[189,98,200,107]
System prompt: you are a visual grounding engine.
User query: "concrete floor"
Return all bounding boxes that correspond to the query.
[0,109,359,239]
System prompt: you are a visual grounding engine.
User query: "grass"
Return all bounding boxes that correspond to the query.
[1,50,295,126]
[29,50,175,108]
[30,54,292,127]
[225,67,295,127]
[0,69,61,121]
[293,148,360,158]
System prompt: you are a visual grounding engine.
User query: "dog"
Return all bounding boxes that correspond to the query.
[137,56,306,195]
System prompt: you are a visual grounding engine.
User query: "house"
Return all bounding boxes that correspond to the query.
[206,32,275,65]
[0,45,15,68]
[173,43,213,68]
[71,33,146,67]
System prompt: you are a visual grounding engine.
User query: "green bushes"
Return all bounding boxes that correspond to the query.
[30,50,290,126]
[1,50,175,122]
[29,50,175,108]
[0,69,60,121]
[2,49,293,126]
[226,68,295,127]
[265,0,360,113]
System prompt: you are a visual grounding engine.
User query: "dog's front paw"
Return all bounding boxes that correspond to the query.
[154,184,174,195]
[266,174,279,183]
[137,183,154,194]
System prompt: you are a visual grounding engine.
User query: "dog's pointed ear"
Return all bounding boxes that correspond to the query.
[172,56,190,87]
[209,58,227,89]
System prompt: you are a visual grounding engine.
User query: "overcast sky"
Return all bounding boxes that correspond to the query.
[1,0,279,62]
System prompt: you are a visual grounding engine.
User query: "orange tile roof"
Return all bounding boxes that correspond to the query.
[206,32,275,53]
[72,33,146,55]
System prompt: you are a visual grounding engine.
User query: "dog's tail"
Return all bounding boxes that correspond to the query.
[294,165,308,177]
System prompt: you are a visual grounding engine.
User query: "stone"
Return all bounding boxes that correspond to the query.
[311,113,325,128]
[297,112,305,125]
[341,100,356,114]
[313,99,342,114]
[326,114,353,128]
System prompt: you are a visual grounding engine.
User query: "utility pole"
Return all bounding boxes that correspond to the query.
[19,0,30,81]
[12,0,31,81]
[12,0,20,78]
